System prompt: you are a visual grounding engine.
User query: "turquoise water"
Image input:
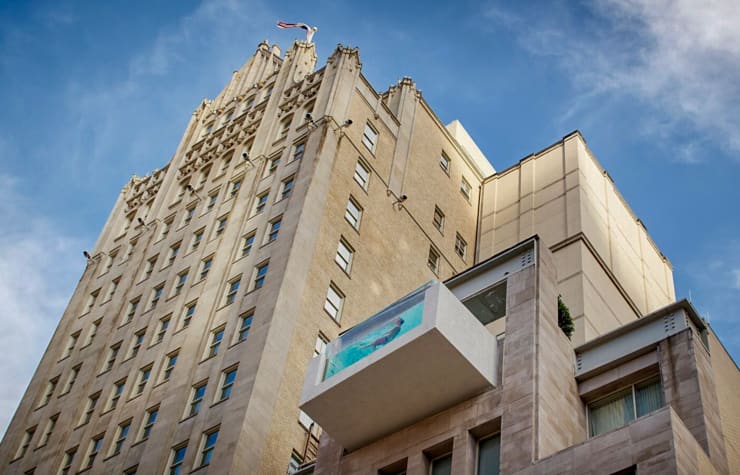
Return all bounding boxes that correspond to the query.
[323,301,424,380]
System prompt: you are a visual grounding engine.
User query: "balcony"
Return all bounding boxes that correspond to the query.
[300,281,497,450]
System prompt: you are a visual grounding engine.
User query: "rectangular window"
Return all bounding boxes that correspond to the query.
[207,191,218,211]
[143,256,157,281]
[156,316,170,344]
[353,160,370,190]
[279,176,294,200]
[167,243,180,267]
[59,446,77,475]
[80,392,100,426]
[140,406,158,440]
[135,365,151,396]
[125,239,137,261]
[39,377,58,407]
[111,421,131,455]
[433,206,445,233]
[221,155,232,173]
[159,216,173,241]
[460,177,472,201]
[242,232,256,257]
[264,156,280,178]
[174,270,188,296]
[335,237,354,272]
[15,427,35,459]
[254,192,268,215]
[253,262,269,290]
[199,257,213,280]
[477,434,501,475]
[182,301,197,328]
[84,434,104,469]
[84,289,99,314]
[183,205,195,226]
[169,444,187,475]
[208,326,225,358]
[104,343,121,373]
[362,122,378,152]
[198,428,219,467]
[225,277,241,305]
[191,229,204,251]
[229,179,241,198]
[345,196,363,229]
[428,247,440,274]
[198,166,211,188]
[61,364,80,394]
[102,249,117,275]
[314,334,328,357]
[588,378,664,437]
[292,142,305,161]
[277,115,292,141]
[128,329,146,359]
[161,351,179,381]
[189,382,207,417]
[440,152,451,174]
[324,284,344,321]
[215,215,228,237]
[430,453,452,475]
[455,234,467,260]
[219,368,238,401]
[84,319,101,347]
[105,277,120,301]
[62,331,80,359]
[108,380,126,411]
[266,217,282,243]
[150,284,164,309]
[237,311,253,342]
[38,414,58,448]
[125,297,140,324]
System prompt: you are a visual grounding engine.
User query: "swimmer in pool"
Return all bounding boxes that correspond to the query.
[359,317,405,350]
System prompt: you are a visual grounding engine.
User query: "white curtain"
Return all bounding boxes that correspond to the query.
[589,389,634,436]
[635,379,663,417]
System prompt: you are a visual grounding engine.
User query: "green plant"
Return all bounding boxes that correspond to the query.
[558,295,574,339]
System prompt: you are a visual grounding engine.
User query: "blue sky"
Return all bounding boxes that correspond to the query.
[0,0,738,435]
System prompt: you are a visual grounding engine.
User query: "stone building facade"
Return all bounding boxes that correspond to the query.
[1,38,737,475]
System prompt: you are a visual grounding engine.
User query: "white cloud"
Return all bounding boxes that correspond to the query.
[484,0,740,158]
[732,269,740,290]
[0,174,84,437]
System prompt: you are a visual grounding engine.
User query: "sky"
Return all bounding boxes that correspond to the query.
[0,0,738,436]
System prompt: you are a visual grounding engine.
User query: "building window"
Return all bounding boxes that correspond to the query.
[105,277,120,301]
[455,233,467,260]
[287,452,302,475]
[143,256,157,280]
[174,270,188,296]
[128,329,146,359]
[161,351,179,381]
[15,427,35,459]
[104,343,121,373]
[125,239,137,261]
[140,406,158,440]
[62,331,80,359]
[39,376,58,407]
[324,284,344,321]
[225,277,241,305]
[198,428,219,467]
[430,453,452,475]
[221,154,232,173]
[182,301,197,328]
[84,319,100,347]
[477,434,501,475]
[266,217,282,243]
[242,232,256,256]
[83,289,99,314]
[189,382,207,417]
[135,365,151,396]
[108,380,126,411]
[102,250,117,275]
[125,297,140,324]
[237,311,253,342]
[156,316,170,344]
[440,152,451,174]
[169,444,187,475]
[588,377,664,437]
[335,237,354,272]
[37,414,58,448]
[460,177,472,201]
[230,179,242,198]
[362,122,378,152]
[433,206,445,233]
[345,196,363,229]
[279,176,294,201]
[208,326,225,358]
[252,262,269,290]
[61,364,80,394]
[150,284,164,309]
[353,160,370,190]
[207,191,218,211]
[254,192,269,215]
[277,115,292,141]
[84,434,104,469]
[214,216,228,237]
[428,247,440,274]
[124,465,138,475]
[198,165,211,188]
[191,229,204,251]
[314,334,328,357]
[292,142,305,161]
[183,205,195,226]
[219,367,238,401]
[159,216,174,241]
[167,243,180,267]
[200,257,213,280]
[80,392,100,426]
[59,446,77,475]
[111,421,131,455]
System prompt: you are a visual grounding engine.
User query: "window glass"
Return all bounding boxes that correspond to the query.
[430,454,452,475]
[477,435,501,475]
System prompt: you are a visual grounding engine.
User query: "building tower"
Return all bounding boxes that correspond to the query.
[0,40,493,474]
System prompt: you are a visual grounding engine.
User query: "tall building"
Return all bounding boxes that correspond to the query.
[1,38,737,475]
